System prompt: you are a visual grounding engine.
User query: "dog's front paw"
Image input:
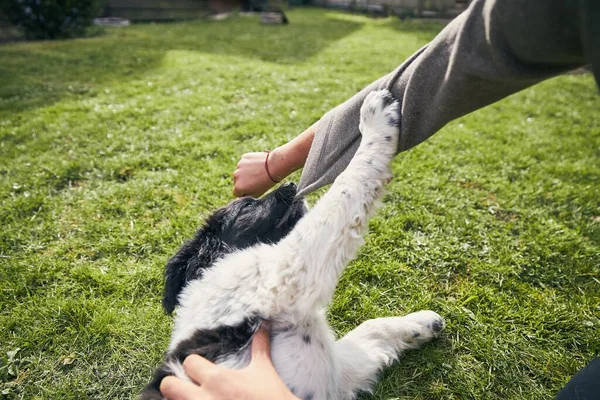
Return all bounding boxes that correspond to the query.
[359,89,400,152]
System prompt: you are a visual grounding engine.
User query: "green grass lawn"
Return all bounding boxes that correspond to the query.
[1,8,599,400]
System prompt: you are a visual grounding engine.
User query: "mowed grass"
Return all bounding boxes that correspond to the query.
[1,8,599,400]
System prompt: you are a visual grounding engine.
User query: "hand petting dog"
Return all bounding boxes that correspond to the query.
[160,326,299,400]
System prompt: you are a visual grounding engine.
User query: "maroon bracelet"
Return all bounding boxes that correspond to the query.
[264,150,281,183]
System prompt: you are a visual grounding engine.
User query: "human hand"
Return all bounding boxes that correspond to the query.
[233,124,315,198]
[232,150,282,198]
[159,326,299,400]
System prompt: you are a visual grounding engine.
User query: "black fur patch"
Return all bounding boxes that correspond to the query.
[162,226,230,314]
[140,364,173,400]
[431,319,444,333]
[170,317,261,363]
[379,92,396,108]
[141,317,262,399]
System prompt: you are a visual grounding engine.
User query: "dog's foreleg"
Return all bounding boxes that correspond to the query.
[335,311,445,397]
[275,90,400,314]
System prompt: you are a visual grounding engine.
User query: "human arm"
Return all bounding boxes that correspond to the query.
[234,0,599,198]
[296,0,598,196]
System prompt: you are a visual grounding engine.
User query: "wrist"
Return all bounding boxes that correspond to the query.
[268,146,295,181]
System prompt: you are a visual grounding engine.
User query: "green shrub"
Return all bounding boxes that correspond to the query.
[1,0,102,40]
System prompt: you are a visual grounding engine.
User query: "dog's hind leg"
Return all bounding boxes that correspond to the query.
[275,90,400,313]
[334,311,445,397]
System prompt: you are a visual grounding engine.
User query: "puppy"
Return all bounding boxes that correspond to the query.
[142,90,444,400]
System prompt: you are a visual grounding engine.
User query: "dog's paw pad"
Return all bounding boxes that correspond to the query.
[430,317,444,333]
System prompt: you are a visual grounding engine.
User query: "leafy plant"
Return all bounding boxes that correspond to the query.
[1,0,101,40]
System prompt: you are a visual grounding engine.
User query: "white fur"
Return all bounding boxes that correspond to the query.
[168,90,444,399]
[164,359,191,383]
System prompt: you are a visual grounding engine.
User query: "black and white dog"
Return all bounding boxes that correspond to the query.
[142,90,444,400]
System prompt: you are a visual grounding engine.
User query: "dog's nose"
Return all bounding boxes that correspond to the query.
[275,182,297,200]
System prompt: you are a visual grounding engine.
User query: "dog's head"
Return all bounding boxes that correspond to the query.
[209,182,306,248]
[162,182,306,314]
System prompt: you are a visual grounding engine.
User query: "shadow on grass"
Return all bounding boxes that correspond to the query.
[0,8,362,115]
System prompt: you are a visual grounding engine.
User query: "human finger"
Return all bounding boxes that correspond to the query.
[232,172,244,197]
[183,354,221,384]
[232,169,251,197]
[160,376,203,400]
[250,325,272,363]
[232,185,248,198]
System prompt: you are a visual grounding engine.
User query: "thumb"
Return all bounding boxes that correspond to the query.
[250,325,272,364]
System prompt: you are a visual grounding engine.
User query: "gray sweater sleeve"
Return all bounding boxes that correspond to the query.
[297,0,599,196]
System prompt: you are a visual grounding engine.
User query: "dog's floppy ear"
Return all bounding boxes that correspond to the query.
[162,227,230,314]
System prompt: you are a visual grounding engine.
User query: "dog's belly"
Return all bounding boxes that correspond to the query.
[269,318,340,400]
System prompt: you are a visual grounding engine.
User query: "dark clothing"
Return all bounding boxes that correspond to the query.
[555,357,600,400]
